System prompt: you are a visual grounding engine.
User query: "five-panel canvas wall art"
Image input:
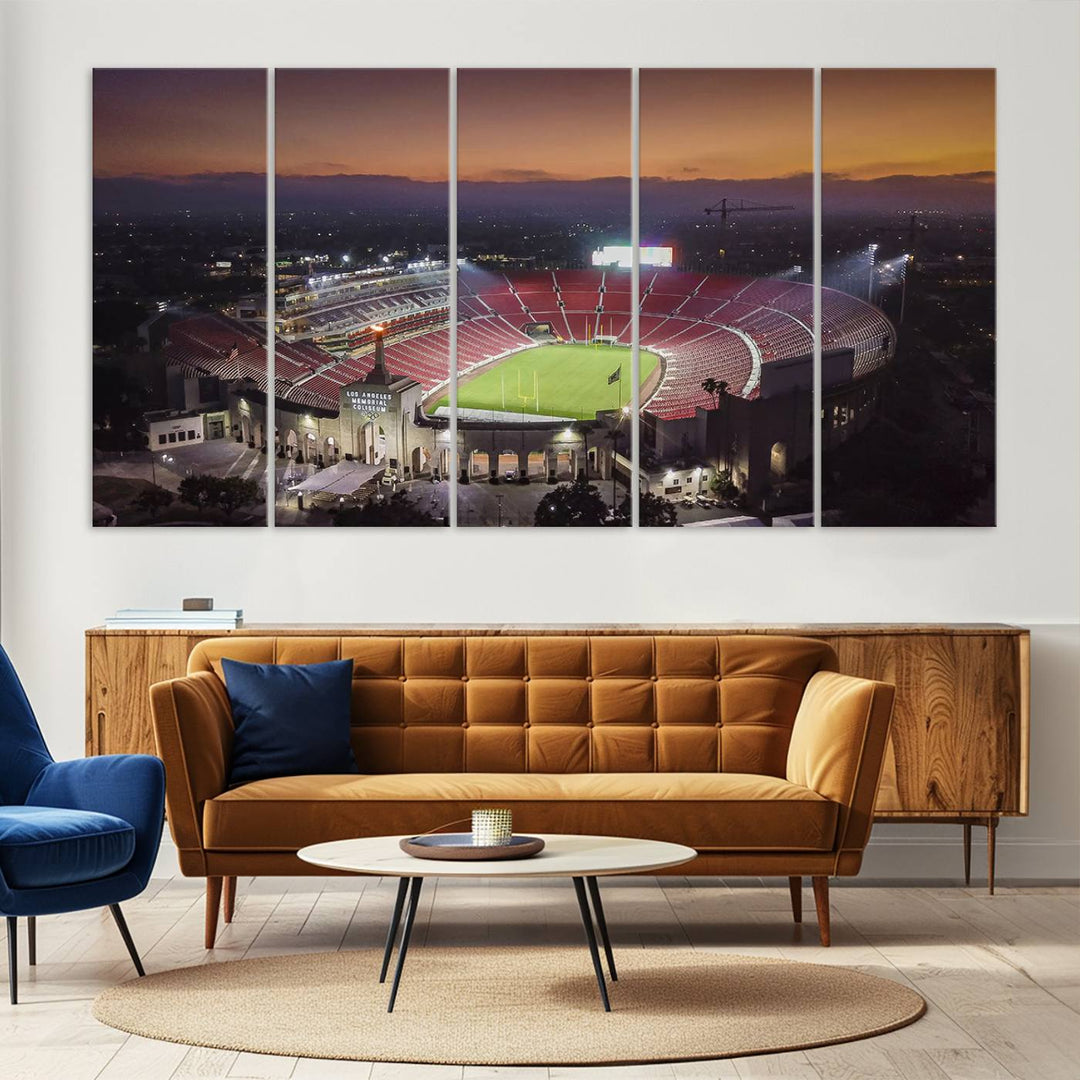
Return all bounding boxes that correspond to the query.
[92,68,995,528]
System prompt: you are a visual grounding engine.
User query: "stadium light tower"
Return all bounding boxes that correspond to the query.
[899,253,913,324]
[866,244,879,303]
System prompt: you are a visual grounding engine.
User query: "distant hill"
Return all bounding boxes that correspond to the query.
[93,171,994,218]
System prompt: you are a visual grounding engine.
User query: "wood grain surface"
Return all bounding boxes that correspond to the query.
[85,624,1029,818]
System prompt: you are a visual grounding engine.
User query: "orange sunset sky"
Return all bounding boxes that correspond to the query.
[94,68,995,184]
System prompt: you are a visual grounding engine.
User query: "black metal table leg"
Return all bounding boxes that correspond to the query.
[109,904,146,977]
[572,876,611,1011]
[386,877,423,1013]
[27,917,36,967]
[380,877,410,983]
[586,876,617,981]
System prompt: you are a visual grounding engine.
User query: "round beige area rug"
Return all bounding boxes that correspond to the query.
[93,948,925,1066]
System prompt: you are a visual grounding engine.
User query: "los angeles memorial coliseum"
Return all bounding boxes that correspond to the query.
[158,258,895,506]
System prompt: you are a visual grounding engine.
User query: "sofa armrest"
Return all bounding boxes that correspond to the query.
[26,754,165,888]
[786,670,896,871]
[149,671,234,872]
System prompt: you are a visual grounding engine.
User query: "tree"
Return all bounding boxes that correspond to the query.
[701,377,732,470]
[216,476,260,518]
[534,477,610,527]
[335,492,442,527]
[178,475,219,515]
[710,469,737,498]
[615,491,677,527]
[133,486,174,520]
[93,365,150,452]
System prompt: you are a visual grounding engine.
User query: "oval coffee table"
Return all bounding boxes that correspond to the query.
[298,834,696,1012]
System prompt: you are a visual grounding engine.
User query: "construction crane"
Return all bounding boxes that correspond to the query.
[703,197,795,225]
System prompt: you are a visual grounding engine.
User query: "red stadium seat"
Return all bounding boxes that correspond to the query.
[163,269,893,419]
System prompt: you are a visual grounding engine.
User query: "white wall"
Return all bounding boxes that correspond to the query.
[1,0,1078,881]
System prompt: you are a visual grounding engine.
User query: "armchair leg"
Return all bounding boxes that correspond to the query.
[811,876,831,947]
[6,916,17,1005]
[205,877,223,950]
[108,905,145,978]
[788,877,803,923]
[27,917,36,966]
[223,876,236,924]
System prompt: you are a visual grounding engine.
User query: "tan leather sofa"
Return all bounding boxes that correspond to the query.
[149,633,895,949]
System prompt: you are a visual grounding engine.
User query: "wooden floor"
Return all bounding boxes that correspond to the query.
[1,876,1078,1080]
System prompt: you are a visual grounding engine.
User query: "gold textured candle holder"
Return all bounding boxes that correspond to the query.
[471,808,513,846]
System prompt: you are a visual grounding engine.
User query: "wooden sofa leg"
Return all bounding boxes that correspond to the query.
[812,876,831,946]
[223,877,236,924]
[205,877,223,949]
[788,877,802,923]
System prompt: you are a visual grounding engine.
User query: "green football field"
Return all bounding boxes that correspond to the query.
[430,344,658,420]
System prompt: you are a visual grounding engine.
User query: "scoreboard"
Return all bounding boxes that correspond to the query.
[591,245,674,269]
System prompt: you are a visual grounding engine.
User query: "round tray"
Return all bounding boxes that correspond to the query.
[399,834,545,861]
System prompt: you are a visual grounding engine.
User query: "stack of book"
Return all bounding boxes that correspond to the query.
[104,608,243,630]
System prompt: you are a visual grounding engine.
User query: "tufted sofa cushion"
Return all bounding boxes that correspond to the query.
[187,634,838,777]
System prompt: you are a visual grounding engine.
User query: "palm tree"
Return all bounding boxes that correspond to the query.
[701,378,732,470]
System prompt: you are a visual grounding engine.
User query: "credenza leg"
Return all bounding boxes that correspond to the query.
[987,816,998,896]
[963,823,972,886]
[811,876,831,947]
[788,876,802,923]
[205,877,223,950]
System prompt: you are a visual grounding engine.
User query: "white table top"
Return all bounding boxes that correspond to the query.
[297,834,697,879]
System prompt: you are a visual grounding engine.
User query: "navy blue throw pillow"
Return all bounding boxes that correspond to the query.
[222,658,358,786]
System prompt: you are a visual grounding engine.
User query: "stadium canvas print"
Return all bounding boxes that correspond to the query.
[821,69,996,526]
[455,69,633,527]
[93,69,268,526]
[274,69,450,527]
[638,69,814,526]
[91,66,995,529]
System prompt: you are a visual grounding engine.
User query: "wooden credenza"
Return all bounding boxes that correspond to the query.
[86,623,1029,889]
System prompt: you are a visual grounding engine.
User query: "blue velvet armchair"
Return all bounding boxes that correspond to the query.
[0,645,165,1004]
